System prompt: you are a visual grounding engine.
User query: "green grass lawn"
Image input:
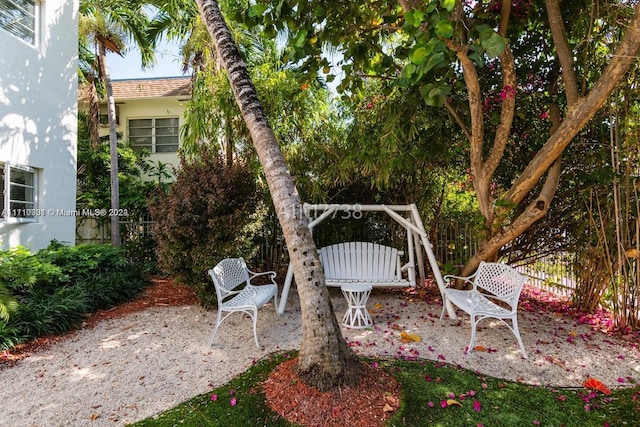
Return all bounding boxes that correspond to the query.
[131,352,640,427]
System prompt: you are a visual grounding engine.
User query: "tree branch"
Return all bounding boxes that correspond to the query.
[545,0,581,105]
[504,4,640,205]
[444,98,471,142]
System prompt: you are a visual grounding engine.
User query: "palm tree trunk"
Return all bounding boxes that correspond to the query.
[98,42,121,247]
[195,0,361,391]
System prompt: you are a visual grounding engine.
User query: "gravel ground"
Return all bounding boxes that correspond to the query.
[1,288,639,426]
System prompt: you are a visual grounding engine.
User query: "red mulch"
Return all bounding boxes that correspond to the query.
[264,357,401,427]
[0,276,197,365]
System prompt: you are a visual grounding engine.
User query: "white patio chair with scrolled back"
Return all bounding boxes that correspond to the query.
[441,261,528,358]
[207,258,278,348]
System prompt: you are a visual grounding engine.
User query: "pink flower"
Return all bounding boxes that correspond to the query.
[427,401,435,408]
[540,111,549,119]
[533,420,540,426]
[211,394,217,401]
[440,400,448,408]
[473,400,482,412]
[230,397,237,406]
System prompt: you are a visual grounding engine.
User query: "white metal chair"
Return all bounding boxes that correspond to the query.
[441,261,528,358]
[207,258,278,348]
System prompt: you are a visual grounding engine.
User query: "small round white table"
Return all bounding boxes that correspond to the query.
[341,284,373,329]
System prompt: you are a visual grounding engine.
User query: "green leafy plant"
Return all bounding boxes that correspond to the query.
[0,242,148,350]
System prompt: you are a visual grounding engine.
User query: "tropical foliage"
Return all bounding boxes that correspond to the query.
[0,242,148,350]
[148,149,259,308]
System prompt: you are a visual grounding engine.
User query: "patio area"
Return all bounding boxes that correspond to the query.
[1,279,638,426]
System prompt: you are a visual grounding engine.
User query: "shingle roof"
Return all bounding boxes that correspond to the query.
[110,77,191,99]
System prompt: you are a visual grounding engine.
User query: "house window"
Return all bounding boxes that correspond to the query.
[0,0,38,45]
[1,162,38,223]
[128,118,179,153]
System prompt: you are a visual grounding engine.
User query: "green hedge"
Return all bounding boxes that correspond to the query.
[0,241,149,350]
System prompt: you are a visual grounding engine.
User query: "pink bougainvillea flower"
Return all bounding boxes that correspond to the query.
[440,400,448,408]
[473,400,482,412]
[229,389,235,395]
[427,401,435,408]
[540,111,549,119]
[230,397,237,406]
[211,394,217,401]
[533,420,541,426]
[617,377,625,383]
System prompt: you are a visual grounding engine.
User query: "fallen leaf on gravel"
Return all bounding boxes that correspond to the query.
[473,345,487,352]
[89,413,100,420]
[400,331,421,343]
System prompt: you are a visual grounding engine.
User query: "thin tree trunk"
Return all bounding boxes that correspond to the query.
[196,0,361,391]
[98,43,121,247]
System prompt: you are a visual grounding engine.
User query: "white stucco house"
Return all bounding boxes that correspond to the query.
[0,0,78,250]
[94,77,191,176]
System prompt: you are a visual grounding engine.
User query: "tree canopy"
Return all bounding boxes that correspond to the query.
[241,0,640,273]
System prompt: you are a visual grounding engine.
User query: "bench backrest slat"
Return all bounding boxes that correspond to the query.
[320,242,400,281]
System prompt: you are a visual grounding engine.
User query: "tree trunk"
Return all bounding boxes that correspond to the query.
[98,42,121,247]
[196,0,361,391]
[454,3,640,274]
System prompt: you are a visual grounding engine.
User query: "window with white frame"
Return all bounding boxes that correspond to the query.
[1,162,38,222]
[128,118,179,153]
[0,0,39,45]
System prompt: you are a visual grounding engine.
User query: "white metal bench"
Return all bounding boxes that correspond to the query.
[319,242,416,287]
[207,258,278,348]
[441,261,528,358]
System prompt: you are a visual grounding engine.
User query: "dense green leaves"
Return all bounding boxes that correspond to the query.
[148,150,260,308]
[0,243,148,350]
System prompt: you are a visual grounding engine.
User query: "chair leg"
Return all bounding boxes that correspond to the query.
[273,292,279,317]
[251,308,259,348]
[208,310,223,348]
[440,296,447,321]
[466,315,478,354]
[511,316,528,359]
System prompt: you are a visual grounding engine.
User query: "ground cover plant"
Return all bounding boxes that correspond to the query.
[132,352,640,427]
[0,241,148,350]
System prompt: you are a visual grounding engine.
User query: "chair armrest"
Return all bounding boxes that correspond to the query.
[443,273,476,288]
[248,269,277,283]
